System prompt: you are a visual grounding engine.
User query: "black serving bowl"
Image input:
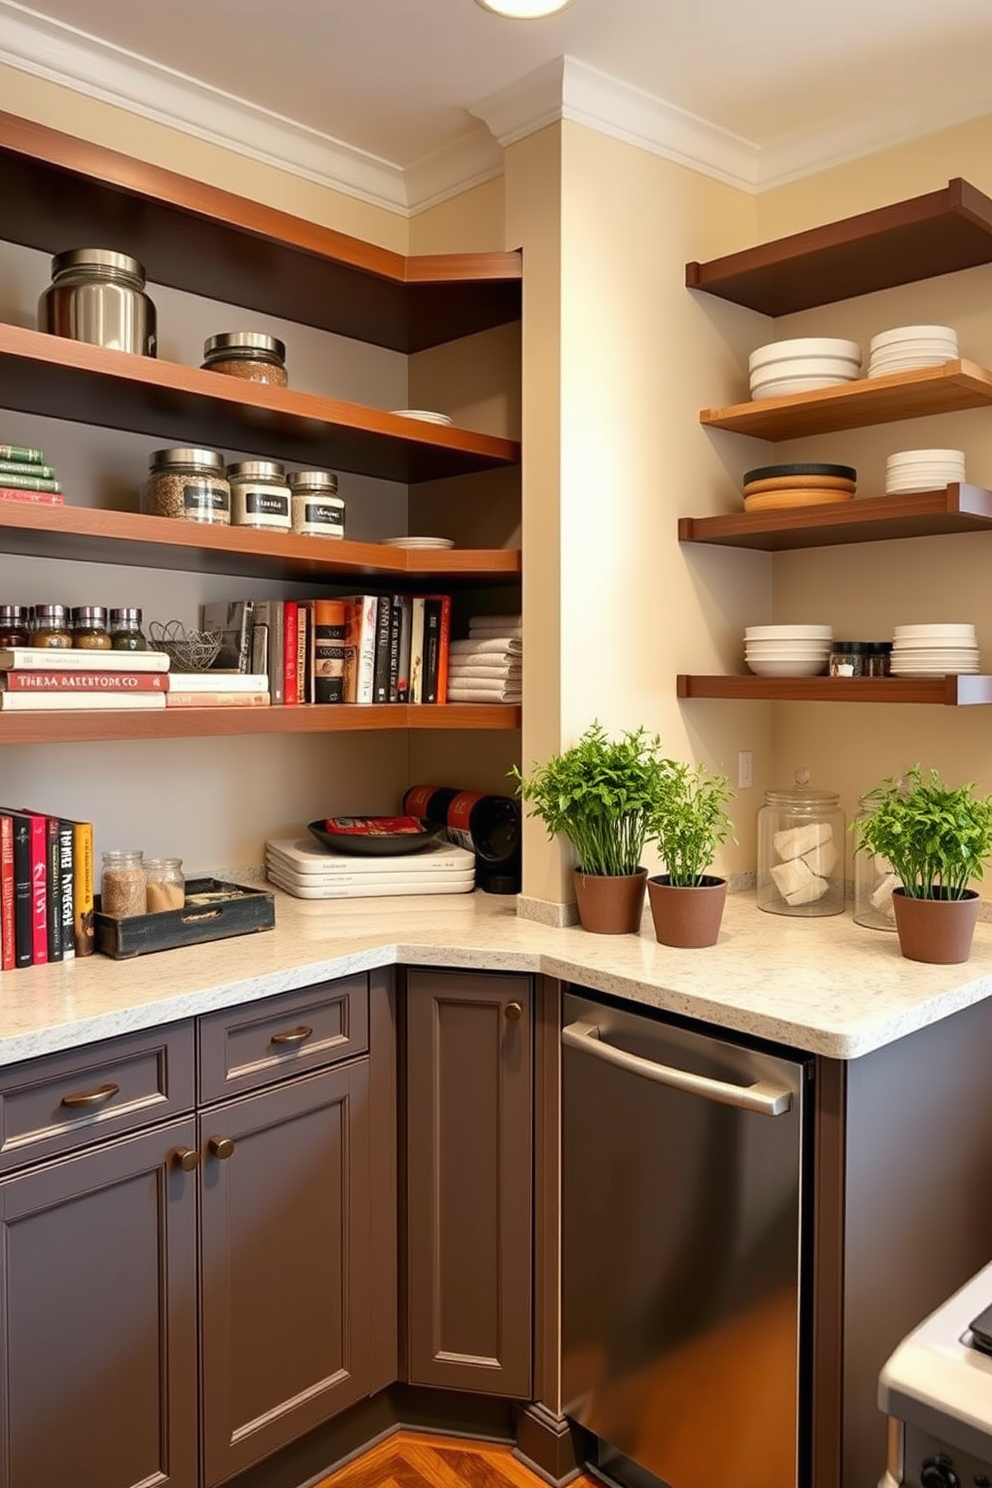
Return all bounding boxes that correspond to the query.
[307,817,446,857]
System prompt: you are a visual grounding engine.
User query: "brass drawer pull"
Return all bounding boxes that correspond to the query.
[173,1147,200,1172]
[504,1001,523,1022]
[270,1025,313,1046]
[61,1081,121,1109]
[208,1136,235,1160]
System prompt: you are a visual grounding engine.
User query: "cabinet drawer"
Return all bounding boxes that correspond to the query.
[198,975,369,1104]
[0,1022,196,1174]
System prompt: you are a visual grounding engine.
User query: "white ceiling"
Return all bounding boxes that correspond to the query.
[4,0,992,211]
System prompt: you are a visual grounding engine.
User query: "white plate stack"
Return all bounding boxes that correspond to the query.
[744,624,833,677]
[885,449,966,494]
[867,324,958,378]
[380,535,454,548]
[389,409,454,426]
[749,338,861,401]
[890,624,980,677]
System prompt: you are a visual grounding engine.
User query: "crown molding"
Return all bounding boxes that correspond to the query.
[406,128,504,215]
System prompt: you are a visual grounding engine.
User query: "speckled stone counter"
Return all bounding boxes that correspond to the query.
[2,886,992,1066]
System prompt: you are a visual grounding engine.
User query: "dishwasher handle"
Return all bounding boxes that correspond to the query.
[562,1020,792,1116]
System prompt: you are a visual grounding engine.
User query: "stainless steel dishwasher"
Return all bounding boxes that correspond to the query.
[561,990,811,1488]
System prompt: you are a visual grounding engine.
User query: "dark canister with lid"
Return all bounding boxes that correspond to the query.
[0,604,29,647]
[403,783,522,894]
[757,772,845,917]
[39,248,157,356]
[201,332,288,386]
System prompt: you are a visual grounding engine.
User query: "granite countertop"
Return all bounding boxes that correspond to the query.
[3,886,992,1067]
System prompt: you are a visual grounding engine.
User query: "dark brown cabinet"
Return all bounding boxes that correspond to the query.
[404,969,533,1399]
[0,1118,200,1488]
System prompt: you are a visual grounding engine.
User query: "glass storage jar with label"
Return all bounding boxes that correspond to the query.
[288,470,345,538]
[141,448,231,525]
[757,772,846,917]
[201,331,287,386]
[227,460,292,532]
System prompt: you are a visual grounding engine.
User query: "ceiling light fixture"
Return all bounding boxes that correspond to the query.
[474,0,573,17]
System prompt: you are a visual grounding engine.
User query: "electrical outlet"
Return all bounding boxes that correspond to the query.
[737,750,753,789]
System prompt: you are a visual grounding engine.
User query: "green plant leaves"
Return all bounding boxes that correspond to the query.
[854,764,992,900]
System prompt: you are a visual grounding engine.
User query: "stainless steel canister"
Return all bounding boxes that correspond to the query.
[39,248,157,356]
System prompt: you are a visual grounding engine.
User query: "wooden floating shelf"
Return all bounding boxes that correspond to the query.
[685,178,992,316]
[0,325,521,485]
[699,360,992,441]
[676,675,992,706]
[678,484,992,551]
[0,110,521,353]
[0,703,521,746]
[0,503,521,585]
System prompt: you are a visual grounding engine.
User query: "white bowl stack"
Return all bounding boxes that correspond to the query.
[885,448,966,494]
[890,624,980,677]
[867,324,958,378]
[744,625,833,677]
[749,338,862,402]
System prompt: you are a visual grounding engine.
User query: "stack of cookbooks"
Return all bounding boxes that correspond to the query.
[0,441,64,505]
[0,647,169,710]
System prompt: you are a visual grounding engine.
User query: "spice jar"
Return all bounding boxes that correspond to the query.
[144,857,185,912]
[141,448,230,525]
[70,605,112,649]
[32,603,73,648]
[853,800,901,931]
[201,332,287,386]
[101,850,147,918]
[0,604,29,647]
[227,459,292,531]
[109,607,147,650]
[39,248,157,356]
[757,772,846,917]
[829,641,893,678]
[288,470,345,538]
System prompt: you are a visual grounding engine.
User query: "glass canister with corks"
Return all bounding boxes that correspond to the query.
[757,771,846,917]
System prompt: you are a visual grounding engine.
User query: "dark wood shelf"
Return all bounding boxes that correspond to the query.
[0,702,521,746]
[0,111,521,352]
[0,324,520,485]
[0,502,520,585]
[678,484,992,551]
[677,675,992,705]
[698,359,992,441]
[686,178,992,316]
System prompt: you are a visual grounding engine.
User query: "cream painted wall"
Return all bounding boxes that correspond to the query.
[409,178,506,255]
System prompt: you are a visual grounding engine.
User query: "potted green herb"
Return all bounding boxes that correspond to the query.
[646,760,736,948]
[510,721,670,934]
[855,765,992,963]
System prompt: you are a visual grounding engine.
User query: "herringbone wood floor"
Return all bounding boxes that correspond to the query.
[315,1430,599,1488]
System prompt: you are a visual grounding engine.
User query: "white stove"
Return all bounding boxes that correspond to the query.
[879,1259,992,1487]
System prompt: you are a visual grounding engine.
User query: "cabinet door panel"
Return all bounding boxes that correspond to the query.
[406,970,533,1397]
[200,1060,370,1486]
[0,1118,198,1488]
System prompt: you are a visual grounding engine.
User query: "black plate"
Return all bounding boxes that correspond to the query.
[744,461,857,484]
[307,818,446,856]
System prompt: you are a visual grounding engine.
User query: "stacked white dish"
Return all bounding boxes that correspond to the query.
[867,325,958,378]
[380,535,454,549]
[890,624,980,677]
[749,338,861,401]
[389,409,454,425]
[885,449,966,494]
[265,836,476,898]
[744,624,832,677]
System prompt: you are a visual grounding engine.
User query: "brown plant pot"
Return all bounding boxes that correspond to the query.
[647,874,727,949]
[891,887,981,965]
[573,867,647,934]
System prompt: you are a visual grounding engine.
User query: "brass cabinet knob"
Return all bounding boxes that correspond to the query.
[505,1001,523,1022]
[173,1147,200,1172]
[209,1136,235,1160]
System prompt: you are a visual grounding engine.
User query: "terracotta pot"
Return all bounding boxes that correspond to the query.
[891,887,981,965]
[573,867,647,934]
[647,874,727,948]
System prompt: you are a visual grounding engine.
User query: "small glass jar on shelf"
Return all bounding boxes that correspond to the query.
[33,603,73,648]
[109,607,147,650]
[71,605,112,649]
[0,604,30,647]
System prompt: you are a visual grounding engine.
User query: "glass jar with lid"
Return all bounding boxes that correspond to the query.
[70,605,112,649]
[144,857,185,913]
[109,607,147,650]
[38,248,157,356]
[32,603,73,648]
[0,604,29,647]
[226,459,292,531]
[201,332,287,386]
[288,470,345,538]
[757,771,846,916]
[141,448,231,525]
[853,798,901,930]
[100,850,147,918]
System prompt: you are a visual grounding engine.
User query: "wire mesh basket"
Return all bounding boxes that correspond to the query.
[148,620,222,671]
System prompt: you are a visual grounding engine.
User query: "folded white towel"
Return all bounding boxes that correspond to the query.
[449,656,522,673]
[449,664,522,682]
[449,636,522,657]
[448,681,521,703]
[468,625,523,640]
[469,614,521,630]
